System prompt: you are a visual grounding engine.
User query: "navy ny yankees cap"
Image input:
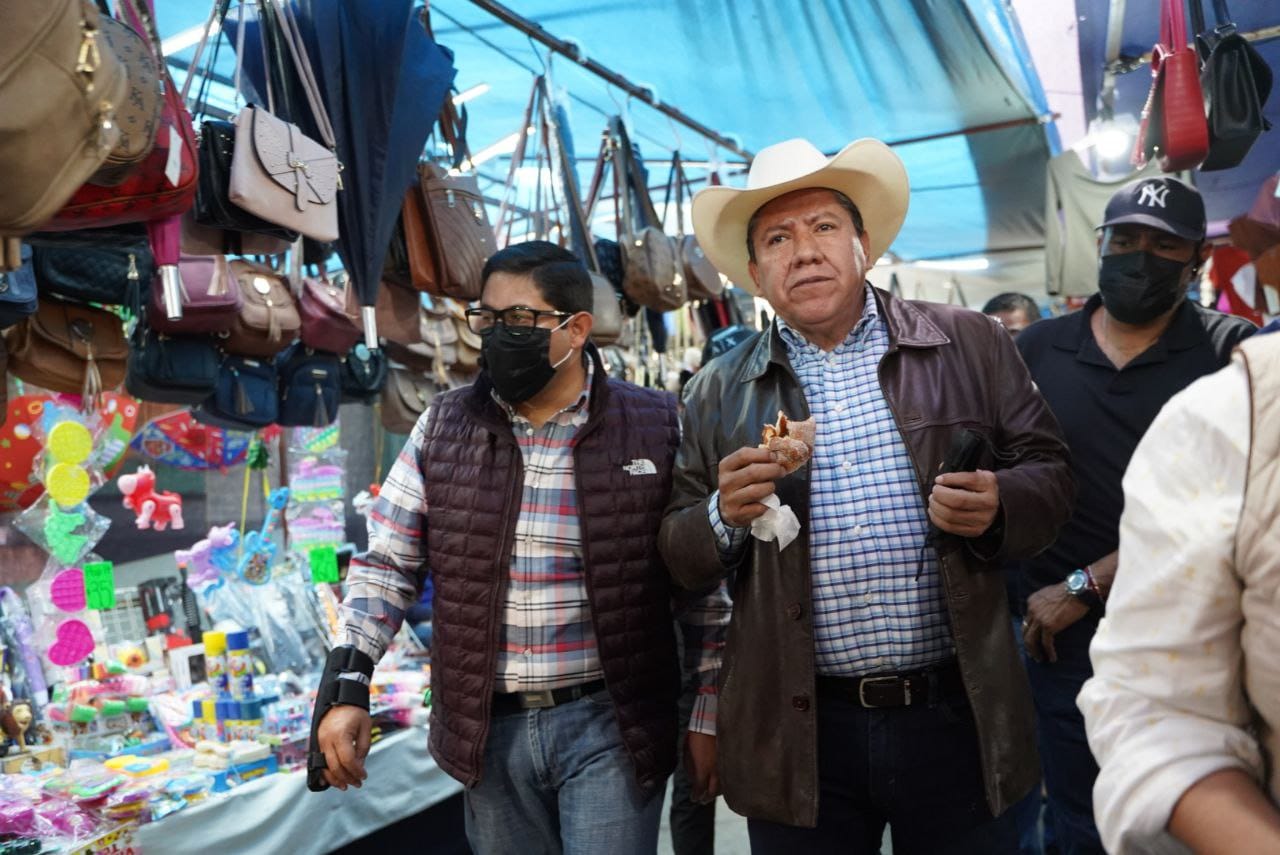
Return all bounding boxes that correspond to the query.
[1098,176,1206,241]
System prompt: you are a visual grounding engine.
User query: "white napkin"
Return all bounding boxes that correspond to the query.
[750,494,801,551]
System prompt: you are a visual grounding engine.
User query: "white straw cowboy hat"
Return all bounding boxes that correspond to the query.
[691,138,909,293]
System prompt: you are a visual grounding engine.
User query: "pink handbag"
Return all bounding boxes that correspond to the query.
[147,254,242,334]
[226,0,340,242]
[299,273,361,353]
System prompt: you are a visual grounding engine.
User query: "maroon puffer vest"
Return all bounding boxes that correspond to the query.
[421,350,682,791]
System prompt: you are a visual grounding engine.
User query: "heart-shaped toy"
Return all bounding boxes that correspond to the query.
[49,568,87,612]
[48,619,94,667]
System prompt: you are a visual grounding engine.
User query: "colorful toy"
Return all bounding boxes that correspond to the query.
[47,620,94,668]
[42,509,88,565]
[118,466,184,531]
[48,569,87,613]
[237,488,290,585]
[175,523,240,591]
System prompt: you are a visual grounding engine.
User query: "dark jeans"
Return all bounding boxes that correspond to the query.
[1008,617,1055,855]
[670,683,716,855]
[746,679,1018,855]
[1022,620,1104,855]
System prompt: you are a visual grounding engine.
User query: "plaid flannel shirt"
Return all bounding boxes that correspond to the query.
[341,360,728,733]
[710,288,954,675]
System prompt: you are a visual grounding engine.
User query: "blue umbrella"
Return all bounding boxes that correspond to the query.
[293,0,456,346]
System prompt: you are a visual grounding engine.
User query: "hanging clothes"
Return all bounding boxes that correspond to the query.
[1044,150,1163,296]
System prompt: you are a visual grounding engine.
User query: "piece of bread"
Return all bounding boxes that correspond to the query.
[760,410,815,474]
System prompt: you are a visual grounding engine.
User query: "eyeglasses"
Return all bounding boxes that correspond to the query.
[465,306,573,336]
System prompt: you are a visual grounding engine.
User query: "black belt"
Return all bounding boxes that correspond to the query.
[491,679,608,715]
[816,660,964,709]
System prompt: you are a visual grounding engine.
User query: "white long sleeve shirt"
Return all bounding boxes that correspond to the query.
[1079,359,1268,855]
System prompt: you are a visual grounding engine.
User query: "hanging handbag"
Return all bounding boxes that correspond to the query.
[340,342,387,403]
[299,271,362,354]
[380,364,439,434]
[195,353,278,429]
[125,327,220,404]
[4,298,127,402]
[418,163,495,301]
[222,259,301,357]
[1135,0,1210,172]
[194,119,302,241]
[227,0,341,243]
[43,0,199,231]
[0,246,39,330]
[1191,0,1273,171]
[446,299,482,374]
[663,153,724,300]
[374,279,425,347]
[0,0,127,235]
[33,238,153,305]
[147,253,242,335]
[276,344,341,427]
[89,3,162,187]
[612,119,684,311]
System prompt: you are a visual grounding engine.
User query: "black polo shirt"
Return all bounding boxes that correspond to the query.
[1011,294,1255,615]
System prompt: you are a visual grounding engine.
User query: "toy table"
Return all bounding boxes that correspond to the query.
[135,728,460,854]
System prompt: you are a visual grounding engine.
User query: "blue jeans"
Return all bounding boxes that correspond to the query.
[1023,620,1104,855]
[464,687,665,855]
[746,679,1018,855]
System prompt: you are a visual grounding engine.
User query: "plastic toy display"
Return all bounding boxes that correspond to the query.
[118,465,185,531]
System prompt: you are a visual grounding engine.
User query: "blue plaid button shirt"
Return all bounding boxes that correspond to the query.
[342,359,728,733]
[710,288,954,675]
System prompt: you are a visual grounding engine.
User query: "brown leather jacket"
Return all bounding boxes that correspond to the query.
[660,287,1074,827]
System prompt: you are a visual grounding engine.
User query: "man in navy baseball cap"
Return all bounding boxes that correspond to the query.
[1007,173,1255,854]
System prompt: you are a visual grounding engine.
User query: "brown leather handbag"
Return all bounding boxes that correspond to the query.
[1,0,127,234]
[379,364,439,434]
[419,162,496,301]
[5,298,127,400]
[90,6,162,186]
[222,260,301,358]
[374,278,423,347]
[611,119,685,311]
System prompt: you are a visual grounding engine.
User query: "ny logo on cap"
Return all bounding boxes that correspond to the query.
[1137,182,1171,209]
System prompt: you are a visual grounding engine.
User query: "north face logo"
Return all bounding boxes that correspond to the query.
[1137,182,1170,208]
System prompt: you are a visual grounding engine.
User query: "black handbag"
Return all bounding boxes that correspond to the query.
[340,342,388,403]
[32,239,154,306]
[195,354,279,429]
[0,245,38,330]
[1192,0,1273,171]
[276,344,341,427]
[193,119,302,242]
[125,327,220,404]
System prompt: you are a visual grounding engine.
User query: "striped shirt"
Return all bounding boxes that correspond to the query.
[711,288,954,675]
[341,359,728,733]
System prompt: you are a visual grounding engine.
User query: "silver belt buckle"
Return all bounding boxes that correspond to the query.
[519,690,556,709]
[857,676,899,708]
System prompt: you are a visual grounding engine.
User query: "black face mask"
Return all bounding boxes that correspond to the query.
[1097,251,1191,325]
[480,318,574,404]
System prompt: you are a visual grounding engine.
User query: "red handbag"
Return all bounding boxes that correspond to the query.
[1134,0,1210,171]
[41,0,198,231]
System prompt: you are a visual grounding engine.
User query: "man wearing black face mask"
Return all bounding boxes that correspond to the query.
[1012,176,1256,854]
[311,241,729,855]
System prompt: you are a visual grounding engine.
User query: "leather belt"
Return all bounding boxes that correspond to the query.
[816,660,964,709]
[491,679,608,715]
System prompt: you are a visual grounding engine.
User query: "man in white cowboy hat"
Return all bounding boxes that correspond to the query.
[659,138,1074,853]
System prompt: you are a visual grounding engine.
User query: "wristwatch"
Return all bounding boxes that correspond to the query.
[1064,568,1102,608]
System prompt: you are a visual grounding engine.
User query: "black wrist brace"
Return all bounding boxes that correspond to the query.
[306,645,375,793]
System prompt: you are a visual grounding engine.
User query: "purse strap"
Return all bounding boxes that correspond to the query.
[273,0,338,151]
[495,78,541,242]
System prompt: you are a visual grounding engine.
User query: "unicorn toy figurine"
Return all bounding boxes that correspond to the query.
[175,523,240,591]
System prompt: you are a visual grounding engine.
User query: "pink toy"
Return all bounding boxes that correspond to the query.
[49,569,87,612]
[175,523,239,590]
[118,465,184,531]
[48,619,94,667]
